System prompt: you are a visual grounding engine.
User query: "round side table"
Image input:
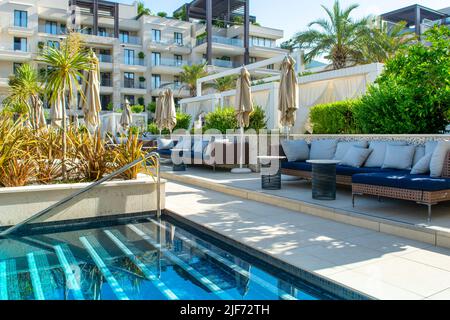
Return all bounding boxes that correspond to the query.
[171,149,189,171]
[306,160,340,200]
[258,156,286,190]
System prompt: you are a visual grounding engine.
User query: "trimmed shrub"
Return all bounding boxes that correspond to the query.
[310,100,360,134]
[248,105,268,133]
[131,105,144,113]
[147,102,156,113]
[147,112,192,135]
[354,26,450,134]
[203,107,237,134]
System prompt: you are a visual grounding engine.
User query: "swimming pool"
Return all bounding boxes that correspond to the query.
[0,216,363,300]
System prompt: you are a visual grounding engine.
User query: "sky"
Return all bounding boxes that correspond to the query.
[118,0,449,41]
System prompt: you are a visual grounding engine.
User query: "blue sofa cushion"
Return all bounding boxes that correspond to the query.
[281,161,313,172]
[155,149,172,156]
[336,165,400,176]
[352,172,450,191]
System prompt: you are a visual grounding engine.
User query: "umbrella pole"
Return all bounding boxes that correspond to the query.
[231,126,251,174]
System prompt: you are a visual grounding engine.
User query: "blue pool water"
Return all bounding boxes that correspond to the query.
[0,216,356,300]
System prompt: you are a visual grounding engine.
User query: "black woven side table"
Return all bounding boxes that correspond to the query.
[306,160,340,200]
[171,149,189,172]
[258,156,286,190]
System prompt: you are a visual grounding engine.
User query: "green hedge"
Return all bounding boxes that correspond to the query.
[147,112,192,134]
[203,106,268,134]
[309,100,360,134]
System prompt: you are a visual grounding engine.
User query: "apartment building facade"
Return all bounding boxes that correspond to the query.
[0,0,288,111]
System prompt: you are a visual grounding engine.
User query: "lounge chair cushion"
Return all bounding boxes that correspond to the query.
[340,146,372,168]
[157,138,174,150]
[382,145,416,170]
[430,140,450,177]
[334,141,368,161]
[281,161,313,172]
[155,149,172,156]
[364,141,407,168]
[352,172,450,191]
[281,139,310,162]
[282,161,396,176]
[310,139,338,160]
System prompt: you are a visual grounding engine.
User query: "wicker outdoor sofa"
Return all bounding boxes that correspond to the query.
[280,142,450,221]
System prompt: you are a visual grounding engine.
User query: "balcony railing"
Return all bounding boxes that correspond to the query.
[152,58,189,67]
[120,36,141,45]
[153,83,186,91]
[212,59,238,68]
[150,39,190,48]
[196,35,243,47]
[98,54,112,63]
[38,25,66,35]
[123,80,146,89]
[123,58,146,66]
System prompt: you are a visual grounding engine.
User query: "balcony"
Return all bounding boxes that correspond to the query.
[212,59,239,69]
[121,80,147,95]
[0,44,32,62]
[196,35,243,47]
[38,25,66,36]
[98,54,112,63]
[148,39,192,54]
[123,57,146,67]
[120,36,141,46]
[100,78,112,87]
[151,83,190,97]
[151,58,189,75]
[8,20,34,37]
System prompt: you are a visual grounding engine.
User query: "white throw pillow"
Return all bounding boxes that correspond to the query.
[157,138,174,150]
[340,146,372,168]
[309,139,338,160]
[382,145,416,170]
[411,153,433,175]
[430,140,450,177]
[425,141,438,155]
[334,141,368,160]
[280,139,310,162]
[412,146,425,166]
[364,141,407,168]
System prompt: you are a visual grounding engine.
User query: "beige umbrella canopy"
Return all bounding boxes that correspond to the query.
[155,91,165,133]
[232,67,253,174]
[50,92,64,128]
[163,88,177,132]
[235,67,253,128]
[120,99,133,130]
[81,51,101,131]
[278,55,299,128]
[34,97,46,129]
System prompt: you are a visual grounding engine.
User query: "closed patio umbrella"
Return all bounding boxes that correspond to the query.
[155,91,165,135]
[50,93,64,128]
[81,51,101,132]
[34,98,46,129]
[278,55,298,137]
[120,99,133,131]
[163,88,177,133]
[232,67,253,174]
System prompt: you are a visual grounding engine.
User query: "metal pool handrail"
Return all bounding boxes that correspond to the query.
[0,152,161,238]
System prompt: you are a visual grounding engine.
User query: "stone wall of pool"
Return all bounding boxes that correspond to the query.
[0,175,165,227]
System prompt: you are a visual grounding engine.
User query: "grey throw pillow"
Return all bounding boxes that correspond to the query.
[411,153,433,175]
[382,145,416,170]
[430,140,450,177]
[425,141,438,155]
[364,141,407,168]
[340,146,372,168]
[309,139,338,160]
[334,141,368,160]
[412,146,425,166]
[157,138,174,150]
[281,139,310,162]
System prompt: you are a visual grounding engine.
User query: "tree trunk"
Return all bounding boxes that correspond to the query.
[61,89,67,180]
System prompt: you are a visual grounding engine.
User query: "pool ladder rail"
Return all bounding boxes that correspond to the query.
[0,152,162,238]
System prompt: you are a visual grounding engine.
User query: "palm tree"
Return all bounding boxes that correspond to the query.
[358,20,417,63]
[38,32,92,179]
[287,0,370,69]
[4,64,42,129]
[137,1,152,16]
[210,75,237,92]
[179,63,208,96]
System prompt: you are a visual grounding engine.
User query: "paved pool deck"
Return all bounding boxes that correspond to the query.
[165,180,450,300]
[161,166,450,249]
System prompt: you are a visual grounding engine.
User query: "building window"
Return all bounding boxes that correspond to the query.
[60,24,67,34]
[100,72,112,87]
[124,95,135,105]
[13,63,22,75]
[250,36,275,48]
[124,49,135,65]
[124,72,135,88]
[249,57,257,64]
[14,37,27,52]
[152,29,161,42]
[47,40,59,49]
[152,74,161,89]
[45,21,57,34]
[174,32,183,45]
[100,94,112,111]
[174,76,181,88]
[120,30,129,43]
[151,52,161,66]
[267,64,274,70]
[98,27,107,37]
[14,10,27,28]
[174,55,183,66]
